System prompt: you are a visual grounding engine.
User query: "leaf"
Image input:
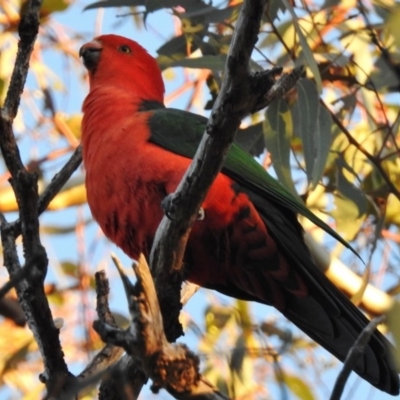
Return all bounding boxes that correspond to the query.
[276,371,316,400]
[386,301,400,370]
[47,184,87,210]
[157,35,202,70]
[235,122,265,157]
[169,54,227,70]
[41,0,71,16]
[199,305,235,353]
[264,98,297,195]
[386,194,400,226]
[385,6,400,49]
[336,159,367,217]
[61,261,79,278]
[311,104,332,188]
[292,79,332,187]
[157,36,189,58]
[370,56,400,90]
[291,78,319,185]
[280,0,323,92]
[266,0,286,21]
[180,4,241,24]
[331,194,364,241]
[84,0,144,11]
[229,335,246,380]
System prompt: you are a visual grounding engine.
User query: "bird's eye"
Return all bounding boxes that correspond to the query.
[118,45,132,54]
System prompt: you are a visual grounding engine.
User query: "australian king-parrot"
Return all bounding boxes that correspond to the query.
[79,34,399,395]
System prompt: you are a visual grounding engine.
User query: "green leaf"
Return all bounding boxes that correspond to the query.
[169,54,227,70]
[291,79,319,184]
[264,98,297,195]
[84,0,144,11]
[266,0,286,21]
[291,79,332,188]
[336,158,367,217]
[180,4,241,24]
[312,104,332,188]
[61,261,79,278]
[280,0,322,92]
[235,122,265,157]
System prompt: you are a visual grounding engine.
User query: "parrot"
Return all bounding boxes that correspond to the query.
[79,34,399,395]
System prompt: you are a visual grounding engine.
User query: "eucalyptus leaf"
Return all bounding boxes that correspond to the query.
[180,4,241,24]
[235,122,265,157]
[169,54,227,70]
[84,0,144,11]
[336,157,367,217]
[281,0,323,92]
[312,104,332,188]
[331,195,364,240]
[292,78,319,185]
[264,99,297,195]
[276,372,316,400]
[229,335,246,380]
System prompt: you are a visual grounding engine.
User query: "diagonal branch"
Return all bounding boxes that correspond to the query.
[149,0,303,342]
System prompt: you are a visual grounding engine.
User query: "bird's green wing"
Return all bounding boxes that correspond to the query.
[147,107,355,254]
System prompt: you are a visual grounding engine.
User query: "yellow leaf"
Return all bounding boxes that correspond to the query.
[386,6,400,49]
[48,184,87,210]
[276,371,316,400]
[386,301,400,369]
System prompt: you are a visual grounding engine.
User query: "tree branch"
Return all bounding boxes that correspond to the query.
[93,256,230,400]
[8,146,83,238]
[149,0,302,343]
[305,233,394,316]
[329,316,385,400]
[0,0,70,392]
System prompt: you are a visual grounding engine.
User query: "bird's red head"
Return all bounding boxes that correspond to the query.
[79,34,165,104]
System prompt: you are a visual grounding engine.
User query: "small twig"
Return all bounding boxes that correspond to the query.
[61,269,143,400]
[11,146,83,238]
[78,271,124,383]
[0,256,40,298]
[330,110,400,200]
[329,316,385,400]
[38,145,82,215]
[94,269,118,326]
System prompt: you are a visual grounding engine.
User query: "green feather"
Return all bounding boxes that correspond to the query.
[147,107,358,256]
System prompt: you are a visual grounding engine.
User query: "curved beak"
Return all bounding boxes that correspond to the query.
[79,40,102,70]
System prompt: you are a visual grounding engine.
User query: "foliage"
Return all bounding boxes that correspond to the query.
[0,0,400,399]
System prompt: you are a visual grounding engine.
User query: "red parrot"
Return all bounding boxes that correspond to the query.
[79,34,399,395]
